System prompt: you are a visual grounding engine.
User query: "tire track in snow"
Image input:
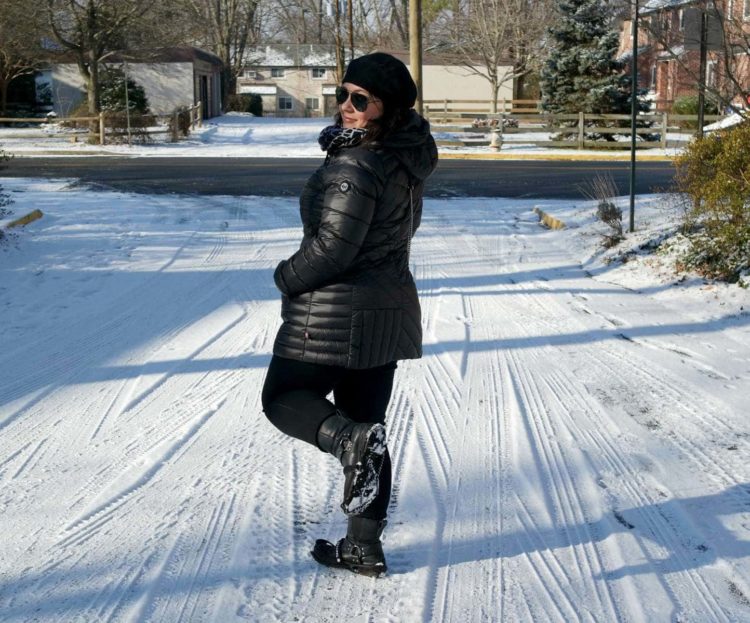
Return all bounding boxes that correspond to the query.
[542,368,737,621]
[487,227,740,620]
[122,493,239,623]
[58,397,227,548]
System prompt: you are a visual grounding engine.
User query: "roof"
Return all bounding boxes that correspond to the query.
[239,85,278,95]
[375,48,513,67]
[245,44,352,67]
[641,0,698,15]
[45,46,223,66]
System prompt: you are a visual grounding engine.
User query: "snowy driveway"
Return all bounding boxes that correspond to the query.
[0,180,748,622]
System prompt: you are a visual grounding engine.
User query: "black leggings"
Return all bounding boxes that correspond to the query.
[261,355,397,520]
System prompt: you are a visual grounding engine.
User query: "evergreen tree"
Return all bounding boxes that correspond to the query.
[99,68,150,114]
[540,0,631,115]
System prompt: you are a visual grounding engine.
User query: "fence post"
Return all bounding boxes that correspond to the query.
[578,112,585,149]
[172,110,179,142]
[99,112,105,145]
[661,112,668,149]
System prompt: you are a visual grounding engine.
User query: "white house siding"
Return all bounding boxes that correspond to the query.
[248,67,332,117]
[49,64,87,117]
[419,64,514,110]
[48,61,209,117]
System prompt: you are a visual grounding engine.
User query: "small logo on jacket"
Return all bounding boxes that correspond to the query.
[339,181,350,193]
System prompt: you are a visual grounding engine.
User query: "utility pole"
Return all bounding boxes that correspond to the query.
[697,2,709,138]
[628,0,638,233]
[348,0,354,64]
[334,0,344,81]
[409,0,423,115]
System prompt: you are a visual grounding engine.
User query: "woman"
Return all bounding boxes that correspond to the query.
[262,52,437,577]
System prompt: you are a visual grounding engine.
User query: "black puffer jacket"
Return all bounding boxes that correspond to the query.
[272,111,438,369]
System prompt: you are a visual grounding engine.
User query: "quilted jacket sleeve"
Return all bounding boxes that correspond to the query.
[274,158,382,297]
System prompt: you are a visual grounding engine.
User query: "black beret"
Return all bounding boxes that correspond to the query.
[342,52,417,110]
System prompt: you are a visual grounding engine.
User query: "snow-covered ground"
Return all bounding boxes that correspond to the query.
[0,113,687,159]
[1,174,749,622]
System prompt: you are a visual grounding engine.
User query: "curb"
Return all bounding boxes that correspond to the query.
[6,209,44,229]
[534,207,566,230]
[439,152,676,161]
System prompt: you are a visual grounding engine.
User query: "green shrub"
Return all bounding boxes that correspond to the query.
[672,95,720,129]
[100,67,150,114]
[674,121,750,281]
[226,93,263,116]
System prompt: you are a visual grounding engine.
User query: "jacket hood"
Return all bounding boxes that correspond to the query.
[381,110,438,182]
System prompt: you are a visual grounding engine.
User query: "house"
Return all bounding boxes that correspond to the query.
[39,46,223,118]
[239,44,515,117]
[384,50,515,112]
[618,0,750,111]
[238,44,341,117]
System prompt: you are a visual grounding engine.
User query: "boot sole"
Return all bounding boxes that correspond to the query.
[342,424,387,515]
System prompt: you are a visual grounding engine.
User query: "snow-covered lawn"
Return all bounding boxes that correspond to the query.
[1,177,748,622]
[0,113,688,159]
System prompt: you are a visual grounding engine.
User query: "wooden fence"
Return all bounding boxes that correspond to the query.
[424,100,723,149]
[0,103,202,145]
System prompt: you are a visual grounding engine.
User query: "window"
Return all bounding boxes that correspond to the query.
[271,68,285,78]
[305,97,320,110]
[707,61,717,87]
[244,69,261,79]
[679,9,685,30]
[311,68,326,79]
[744,0,750,20]
[650,65,657,88]
[278,96,293,111]
[728,0,734,20]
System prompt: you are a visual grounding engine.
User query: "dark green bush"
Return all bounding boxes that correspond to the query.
[674,121,750,282]
[672,95,720,129]
[100,67,150,114]
[226,93,263,116]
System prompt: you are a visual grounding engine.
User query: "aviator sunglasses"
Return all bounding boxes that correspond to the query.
[335,86,379,112]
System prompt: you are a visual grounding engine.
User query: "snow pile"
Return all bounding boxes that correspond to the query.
[704,111,749,132]
[544,195,750,319]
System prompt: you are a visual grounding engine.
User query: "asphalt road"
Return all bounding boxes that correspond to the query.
[4,157,677,199]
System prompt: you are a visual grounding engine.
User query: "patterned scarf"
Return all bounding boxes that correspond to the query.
[318,125,368,152]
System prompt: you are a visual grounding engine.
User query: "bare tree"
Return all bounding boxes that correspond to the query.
[0,1,46,115]
[436,0,554,111]
[181,0,262,107]
[45,0,168,115]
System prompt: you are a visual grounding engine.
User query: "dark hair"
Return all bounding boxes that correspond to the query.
[333,106,410,144]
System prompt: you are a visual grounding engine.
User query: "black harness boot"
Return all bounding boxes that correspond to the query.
[317,412,387,515]
[311,516,388,577]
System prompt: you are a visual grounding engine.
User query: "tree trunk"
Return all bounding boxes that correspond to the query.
[86,51,100,115]
[0,80,8,116]
[223,66,234,111]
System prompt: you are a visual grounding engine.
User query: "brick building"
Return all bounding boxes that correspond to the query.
[618,0,750,111]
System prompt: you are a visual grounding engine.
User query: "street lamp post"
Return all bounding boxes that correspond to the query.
[629,0,639,233]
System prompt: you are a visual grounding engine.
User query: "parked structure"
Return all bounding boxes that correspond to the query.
[618,0,750,111]
[239,44,515,117]
[39,46,223,118]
